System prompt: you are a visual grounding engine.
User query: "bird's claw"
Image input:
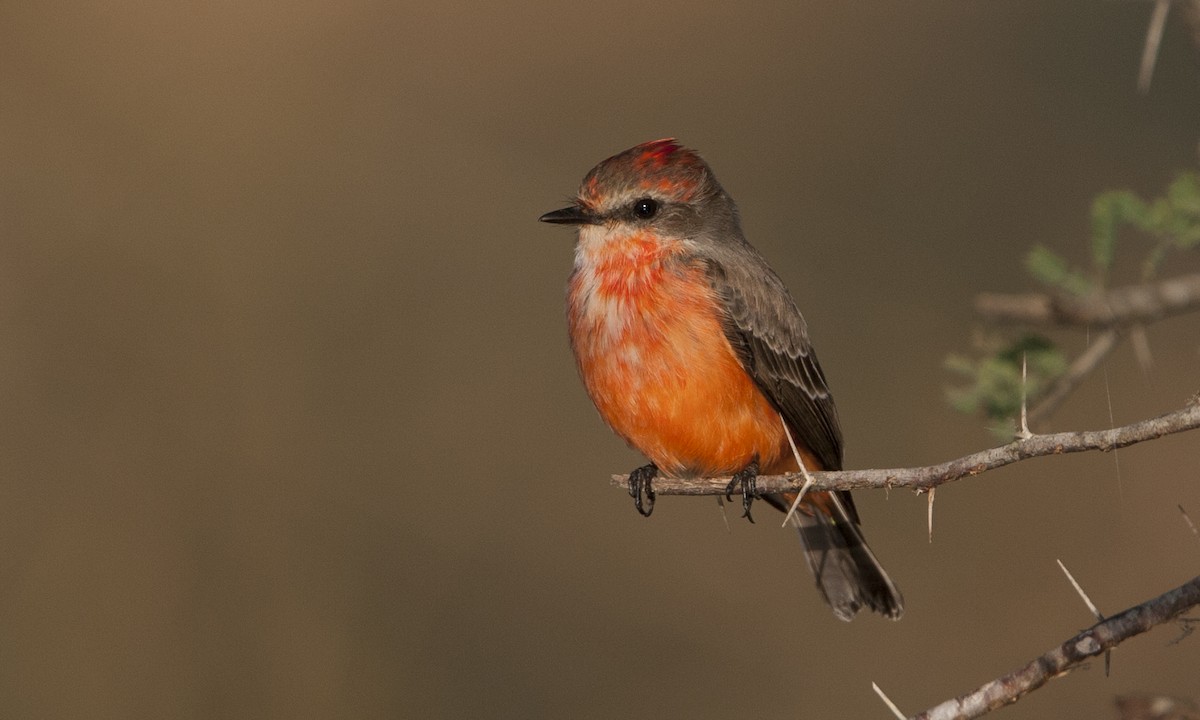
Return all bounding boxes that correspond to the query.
[724,460,760,523]
[627,463,658,517]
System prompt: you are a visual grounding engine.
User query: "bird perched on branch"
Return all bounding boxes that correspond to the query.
[541,139,903,620]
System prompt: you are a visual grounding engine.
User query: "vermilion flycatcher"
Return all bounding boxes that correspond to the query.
[540,139,903,620]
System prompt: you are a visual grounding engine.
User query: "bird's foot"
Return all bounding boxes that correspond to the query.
[627,463,658,517]
[724,460,760,523]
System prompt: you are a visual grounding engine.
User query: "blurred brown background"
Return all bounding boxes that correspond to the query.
[2,1,1199,718]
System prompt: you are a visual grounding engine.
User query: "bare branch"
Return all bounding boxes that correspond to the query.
[1027,328,1124,427]
[608,401,1200,495]
[974,273,1200,328]
[911,574,1200,720]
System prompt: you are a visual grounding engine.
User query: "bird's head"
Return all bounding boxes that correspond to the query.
[539,139,732,239]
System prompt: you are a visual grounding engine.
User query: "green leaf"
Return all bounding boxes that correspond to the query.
[1026,245,1068,286]
[1166,172,1200,217]
[1090,190,1145,272]
[1025,246,1092,295]
[943,335,1066,424]
[1166,172,1200,249]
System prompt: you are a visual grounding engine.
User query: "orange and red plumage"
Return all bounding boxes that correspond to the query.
[568,231,790,477]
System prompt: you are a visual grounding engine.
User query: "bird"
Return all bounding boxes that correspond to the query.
[540,139,903,621]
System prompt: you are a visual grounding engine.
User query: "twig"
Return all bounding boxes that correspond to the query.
[974,272,1200,328]
[1026,328,1123,427]
[608,401,1200,495]
[1138,0,1172,93]
[910,574,1200,720]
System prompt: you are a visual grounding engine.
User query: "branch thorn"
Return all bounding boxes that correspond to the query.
[1057,558,1104,622]
[780,413,817,527]
[1017,352,1033,440]
[1180,504,1199,543]
[872,682,906,720]
[927,487,936,543]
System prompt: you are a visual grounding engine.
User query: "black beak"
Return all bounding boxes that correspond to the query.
[538,205,595,225]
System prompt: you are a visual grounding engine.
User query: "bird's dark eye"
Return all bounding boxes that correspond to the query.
[632,198,659,219]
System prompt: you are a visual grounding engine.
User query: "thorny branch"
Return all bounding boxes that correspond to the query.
[609,400,1200,496]
[974,272,1200,328]
[910,574,1200,720]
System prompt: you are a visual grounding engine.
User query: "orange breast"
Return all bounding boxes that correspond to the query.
[568,231,790,477]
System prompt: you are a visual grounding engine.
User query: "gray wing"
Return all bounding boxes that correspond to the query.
[701,250,844,474]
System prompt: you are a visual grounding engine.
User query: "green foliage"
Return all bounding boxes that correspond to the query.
[1144,172,1200,275]
[1025,245,1092,296]
[1025,172,1200,293]
[1089,189,1144,273]
[1090,172,1200,279]
[945,335,1067,424]
[948,170,1199,430]
[1155,172,1200,245]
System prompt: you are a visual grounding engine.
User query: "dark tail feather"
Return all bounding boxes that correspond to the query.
[779,492,904,621]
